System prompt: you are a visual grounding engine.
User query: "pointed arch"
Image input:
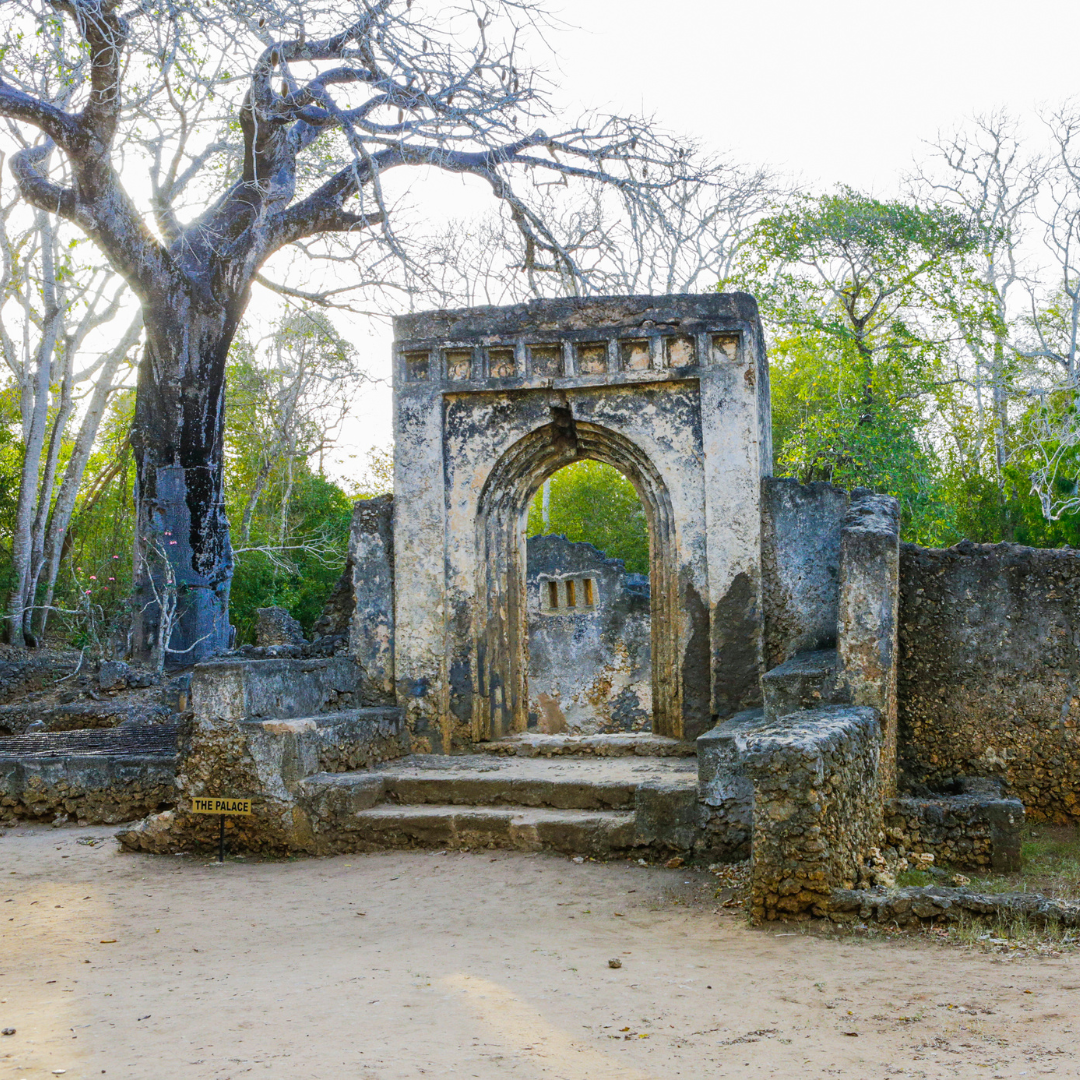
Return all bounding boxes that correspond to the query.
[474,418,680,739]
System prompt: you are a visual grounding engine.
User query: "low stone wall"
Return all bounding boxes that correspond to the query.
[0,647,83,707]
[118,708,408,854]
[830,885,1080,927]
[899,541,1080,821]
[885,794,1024,873]
[0,728,178,824]
[743,705,884,922]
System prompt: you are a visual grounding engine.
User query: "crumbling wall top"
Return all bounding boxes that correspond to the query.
[392,293,763,392]
[394,292,759,340]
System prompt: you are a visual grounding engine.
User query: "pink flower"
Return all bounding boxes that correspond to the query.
[108,577,115,582]
[89,575,97,580]
[112,555,119,559]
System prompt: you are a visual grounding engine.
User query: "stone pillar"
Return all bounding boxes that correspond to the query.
[699,302,772,729]
[837,492,901,796]
[392,358,448,752]
[348,495,395,704]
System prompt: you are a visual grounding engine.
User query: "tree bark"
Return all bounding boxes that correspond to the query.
[36,314,142,636]
[4,211,61,647]
[129,295,239,666]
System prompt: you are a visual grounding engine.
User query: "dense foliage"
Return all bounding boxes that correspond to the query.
[526,461,649,575]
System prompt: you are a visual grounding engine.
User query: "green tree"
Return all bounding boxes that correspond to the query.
[732,188,977,541]
[526,461,649,574]
[223,312,364,644]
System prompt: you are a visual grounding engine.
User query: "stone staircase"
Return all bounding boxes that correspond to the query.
[760,648,843,719]
[697,648,850,811]
[298,743,698,856]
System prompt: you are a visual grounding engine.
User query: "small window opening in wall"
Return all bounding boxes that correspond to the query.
[565,579,576,607]
[583,577,594,606]
[548,580,559,609]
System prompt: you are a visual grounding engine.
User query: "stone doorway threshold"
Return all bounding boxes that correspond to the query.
[474,732,696,757]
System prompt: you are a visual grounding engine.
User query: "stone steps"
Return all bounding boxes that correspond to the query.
[295,753,699,856]
[339,803,637,855]
[761,649,844,721]
[302,753,696,812]
[476,732,696,757]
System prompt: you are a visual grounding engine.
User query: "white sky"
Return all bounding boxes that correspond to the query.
[322,0,1080,485]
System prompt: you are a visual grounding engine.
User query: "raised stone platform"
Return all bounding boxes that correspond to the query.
[0,726,179,824]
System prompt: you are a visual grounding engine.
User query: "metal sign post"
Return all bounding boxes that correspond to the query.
[189,797,253,862]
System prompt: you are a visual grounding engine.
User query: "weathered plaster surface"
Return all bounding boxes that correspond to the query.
[392,294,770,750]
[761,477,849,668]
[347,495,395,703]
[838,492,901,797]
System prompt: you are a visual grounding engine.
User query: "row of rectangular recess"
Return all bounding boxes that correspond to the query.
[401,333,741,383]
[539,576,597,614]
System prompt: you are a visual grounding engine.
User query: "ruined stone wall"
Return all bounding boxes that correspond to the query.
[743,705,883,922]
[898,541,1080,821]
[310,496,395,703]
[884,794,1024,873]
[526,535,651,734]
[761,478,849,669]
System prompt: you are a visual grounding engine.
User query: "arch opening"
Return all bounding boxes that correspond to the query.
[474,419,680,741]
[524,460,652,735]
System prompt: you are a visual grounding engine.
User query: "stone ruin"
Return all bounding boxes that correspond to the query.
[8,292,1080,925]
[526,534,651,735]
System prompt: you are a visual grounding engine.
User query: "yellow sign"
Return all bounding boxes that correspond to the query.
[189,797,252,815]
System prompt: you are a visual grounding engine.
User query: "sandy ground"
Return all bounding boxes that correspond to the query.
[2,824,1080,1080]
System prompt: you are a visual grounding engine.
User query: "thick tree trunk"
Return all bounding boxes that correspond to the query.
[129,294,239,667]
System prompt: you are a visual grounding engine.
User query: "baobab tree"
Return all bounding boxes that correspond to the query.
[0,0,696,661]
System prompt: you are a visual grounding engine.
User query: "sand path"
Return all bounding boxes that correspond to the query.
[2,822,1078,1079]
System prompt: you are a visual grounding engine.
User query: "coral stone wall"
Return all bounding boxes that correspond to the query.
[898,541,1080,821]
[526,535,651,734]
[0,731,177,825]
[884,794,1024,873]
[743,705,883,922]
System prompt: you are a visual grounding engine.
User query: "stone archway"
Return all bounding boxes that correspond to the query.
[475,417,679,740]
[391,294,771,753]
